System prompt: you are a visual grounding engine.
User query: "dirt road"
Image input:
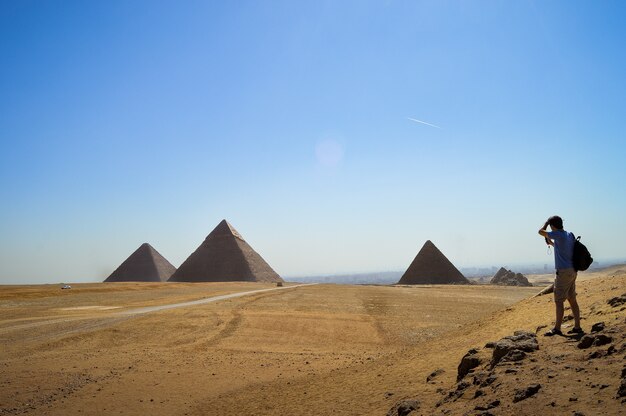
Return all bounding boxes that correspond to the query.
[117,283,314,315]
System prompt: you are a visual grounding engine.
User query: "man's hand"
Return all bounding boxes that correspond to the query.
[538,220,550,238]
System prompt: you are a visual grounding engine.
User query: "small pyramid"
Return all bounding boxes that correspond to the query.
[397,240,468,284]
[492,267,509,281]
[105,243,176,282]
[168,220,283,283]
[490,267,532,287]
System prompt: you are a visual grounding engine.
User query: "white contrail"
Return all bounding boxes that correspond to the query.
[407,117,441,129]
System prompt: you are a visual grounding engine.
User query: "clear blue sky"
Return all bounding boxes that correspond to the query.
[1,1,625,283]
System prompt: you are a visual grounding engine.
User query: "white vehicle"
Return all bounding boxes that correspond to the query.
[61,285,72,290]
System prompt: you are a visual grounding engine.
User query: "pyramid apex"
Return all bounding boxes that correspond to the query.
[210,219,244,240]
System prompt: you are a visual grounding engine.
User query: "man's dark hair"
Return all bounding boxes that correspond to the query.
[548,215,563,229]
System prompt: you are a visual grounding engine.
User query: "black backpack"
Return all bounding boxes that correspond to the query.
[571,233,593,271]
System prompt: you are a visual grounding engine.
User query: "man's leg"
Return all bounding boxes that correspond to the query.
[568,295,581,329]
[554,300,565,331]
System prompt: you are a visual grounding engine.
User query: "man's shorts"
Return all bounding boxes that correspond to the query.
[554,268,577,302]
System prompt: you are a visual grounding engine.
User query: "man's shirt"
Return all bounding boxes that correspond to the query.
[547,229,575,270]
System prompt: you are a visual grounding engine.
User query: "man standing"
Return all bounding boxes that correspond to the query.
[538,215,583,336]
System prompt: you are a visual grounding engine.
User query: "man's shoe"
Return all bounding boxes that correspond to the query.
[567,327,584,334]
[544,328,563,337]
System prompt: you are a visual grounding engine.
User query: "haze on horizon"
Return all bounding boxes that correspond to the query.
[1,1,625,284]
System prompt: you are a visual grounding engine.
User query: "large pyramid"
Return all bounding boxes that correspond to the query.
[104,243,176,282]
[168,220,283,283]
[397,240,469,285]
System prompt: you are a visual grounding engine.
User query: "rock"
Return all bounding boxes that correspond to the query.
[480,374,498,387]
[534,285,554,297]
[512,383,541,403]
[587,350,605,359]
[591,322,605,333]
[387,399,420,416]
[474,400,500,411]
[576,333,610,349]
[488,400,500,408]
[457,350,482,381]
[593,334,612,347]
[617,378,626,398]
[578,335,595,349]
[456,380,470,392]
[490,268,532,286]
[491,332,538,367]
[608,294,626,307]
[501,349,526,362]
[512,330,537,340]
[427,368,444,383]
[437,381,471,406]
[472,371,488,386]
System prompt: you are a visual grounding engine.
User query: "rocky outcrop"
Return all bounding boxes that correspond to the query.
[512,383,541,403]
[591,322,605,332]
[578,334,613,349]
[490,267,532,287]
[618,366,626,399]
[386,399,420,416]
[457,349,482,381]
[607,294,626,307]
[426,368,444,383]
[388,280,626,415]
[490,331,539,367]
[534,284,554,297]
[428,330,542,411]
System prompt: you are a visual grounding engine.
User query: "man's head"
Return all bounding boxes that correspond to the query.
[547,215,564,230]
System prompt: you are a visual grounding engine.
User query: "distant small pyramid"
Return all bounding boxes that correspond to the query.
[168,220,283,283]
[492,267,509,281]
[397,240,468,284]
[490,267,532,287]
[105,243,176,282]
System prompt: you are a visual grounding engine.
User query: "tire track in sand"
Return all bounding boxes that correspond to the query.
[201,290,286,348]
[0,284,315,342]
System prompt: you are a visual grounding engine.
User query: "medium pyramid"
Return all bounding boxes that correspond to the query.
[168,220,283,283]
[397,240,469,284]
[105,243,176,282]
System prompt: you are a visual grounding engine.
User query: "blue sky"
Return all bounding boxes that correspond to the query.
[1,1,625,283]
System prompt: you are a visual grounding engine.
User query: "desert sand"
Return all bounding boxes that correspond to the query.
[1,267,625,415]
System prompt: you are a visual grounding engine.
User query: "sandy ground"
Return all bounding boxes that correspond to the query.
[1,267,624,415]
